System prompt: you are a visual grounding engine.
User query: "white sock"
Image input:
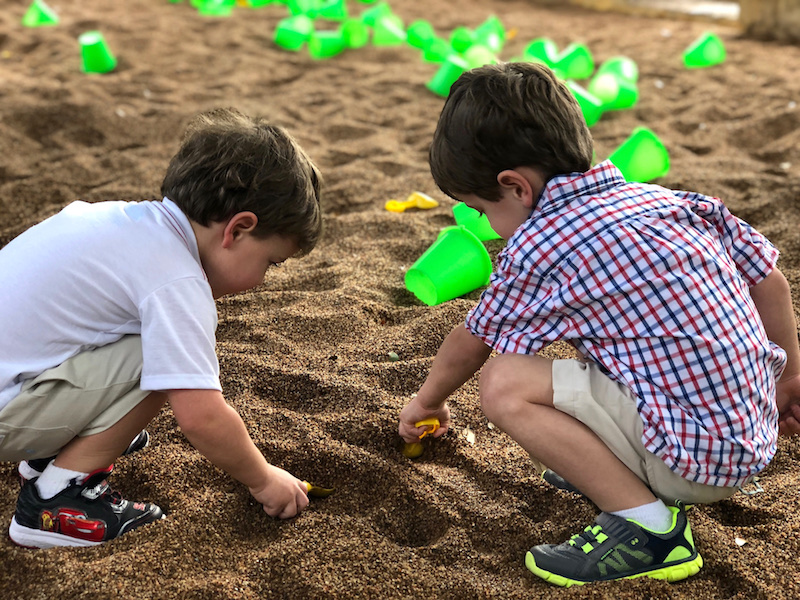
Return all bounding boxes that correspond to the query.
[35,464,90,500]
[611,499,674,532]
[18,459,50,481]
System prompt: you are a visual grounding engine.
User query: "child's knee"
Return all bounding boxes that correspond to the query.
[479,361,506,420]
[479,354,553,420]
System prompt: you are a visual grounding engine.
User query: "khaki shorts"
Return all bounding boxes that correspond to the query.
[0,335,150,462]
[552,359,739,506]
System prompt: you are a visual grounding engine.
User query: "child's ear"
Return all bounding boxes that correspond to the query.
[222,211,258,248]
[497,169,534,207]
[497,168,544,208]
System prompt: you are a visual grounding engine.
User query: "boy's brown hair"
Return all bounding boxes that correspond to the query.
[429,62,593,201]
[162,108,322,254]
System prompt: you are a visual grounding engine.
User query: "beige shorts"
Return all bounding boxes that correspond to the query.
[0,335,150,462]
[552,359,739,505]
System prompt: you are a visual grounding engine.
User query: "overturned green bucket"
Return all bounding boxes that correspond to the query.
[608,127,670,182]
[452,203,501,241]
[79,31,117,74]
[683,32,726,68]
[405,226,492,306]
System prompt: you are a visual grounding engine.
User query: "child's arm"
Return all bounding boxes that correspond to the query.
[168,389,309,518]
[749,267,800,436]
[399,324,491,442]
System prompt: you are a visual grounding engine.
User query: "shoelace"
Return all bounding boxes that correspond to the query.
[568,524,609,553]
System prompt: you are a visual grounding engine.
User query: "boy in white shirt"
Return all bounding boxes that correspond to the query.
[0,108,322,548]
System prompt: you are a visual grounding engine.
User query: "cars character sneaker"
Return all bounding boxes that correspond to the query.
[525,505,702,587]
[18,430,150,483]
[9,465,164,548]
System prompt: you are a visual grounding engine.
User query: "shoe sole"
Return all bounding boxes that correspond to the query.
[525,550,703,587]
[9,511,166,549]
[9,516,103,549]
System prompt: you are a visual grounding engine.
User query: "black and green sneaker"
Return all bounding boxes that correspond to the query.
[541,469,583,496]
[526,505,702,587]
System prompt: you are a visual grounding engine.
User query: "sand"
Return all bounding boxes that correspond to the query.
[2,0,800,598]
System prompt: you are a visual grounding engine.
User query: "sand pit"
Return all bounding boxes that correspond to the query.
[1,1,800,598]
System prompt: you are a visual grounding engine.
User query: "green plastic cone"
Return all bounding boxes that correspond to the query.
[587,73,638,111]
[427,54,469,97]
[372,15,406,46]
[22,0,59,27]
[405,226,492,306]
[683,32,726,68]
[287,0,319,17]
[566,81,603,127]
[196,0,235,16]
[341,18,369,48]
[463,44,498,69]
[422,37,451,63]
[406,19,436,50]
[452,203,501,241]
[359,2,392,26]
[522,38,559,68]
[608,127,670,182]
[554,43,594,80]
[274,15,314,51]
[595,56,638,83]
[79,31,117,74]
[449,26,475,53]
[308,30,345,59]
[474,15,505,53]
[317,0,347,21]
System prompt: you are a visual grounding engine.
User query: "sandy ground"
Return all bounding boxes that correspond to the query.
[1,0,800,598]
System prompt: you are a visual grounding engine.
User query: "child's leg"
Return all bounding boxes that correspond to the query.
[3,336,167,548]
[479,353,656,512]
[479,353,707,586]
[33,393,165,500]
[0,335,156,464]
[53,391,165,474]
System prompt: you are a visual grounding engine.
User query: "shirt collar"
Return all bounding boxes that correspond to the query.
[159,197,202,266]
[534,160,626,217]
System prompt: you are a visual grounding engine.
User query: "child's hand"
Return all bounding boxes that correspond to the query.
[776,373,800,436]
[249,464,310,519]
[399,397,451,443]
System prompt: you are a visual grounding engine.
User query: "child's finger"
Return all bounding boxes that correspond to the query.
[404,425,429,441]
[431,424,449,438]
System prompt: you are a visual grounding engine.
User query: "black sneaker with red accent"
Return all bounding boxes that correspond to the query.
[9,465,164,548]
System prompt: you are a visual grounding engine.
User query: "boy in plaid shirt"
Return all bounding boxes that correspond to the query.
[399,62,800,586]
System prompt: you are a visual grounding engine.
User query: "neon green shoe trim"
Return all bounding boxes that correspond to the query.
[525,551,586,588]
[684,518,696,548]
[525,549,703,587]
[623,554,704,583]
[664,545,693,563]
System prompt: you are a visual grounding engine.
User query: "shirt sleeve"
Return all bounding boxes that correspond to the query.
[138,277,221,392]
[466,249,571,355]
[679,191,779,286]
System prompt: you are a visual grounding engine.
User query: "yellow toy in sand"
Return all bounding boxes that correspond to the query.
[303,481,335,498]
[385,192,439,213]
[401,418,440,458]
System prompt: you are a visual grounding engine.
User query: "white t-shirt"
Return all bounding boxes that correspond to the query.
[0,198,221,410]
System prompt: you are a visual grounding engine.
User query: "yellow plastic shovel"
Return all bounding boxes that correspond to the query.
[385,192,439,213]
[401,417,440,458]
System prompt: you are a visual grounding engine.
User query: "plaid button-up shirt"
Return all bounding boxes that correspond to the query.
[466,161,786,487]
